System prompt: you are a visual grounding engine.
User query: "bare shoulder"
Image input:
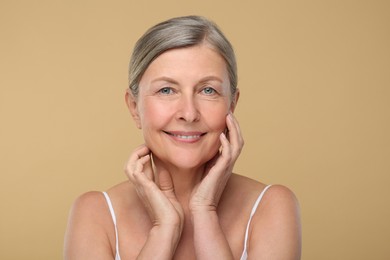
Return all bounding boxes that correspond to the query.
[226,174,299,210]
[64,191,115,260]
[262,184,300,210]
[249,184,302,260]
[66,191,112,227]
[66,181,135,227]
[257,184,301,231]
[71,191,109,214]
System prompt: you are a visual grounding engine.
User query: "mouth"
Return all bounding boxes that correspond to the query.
[163,131,207,142]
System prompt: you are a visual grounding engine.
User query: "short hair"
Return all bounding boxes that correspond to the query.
[128,15,237,99]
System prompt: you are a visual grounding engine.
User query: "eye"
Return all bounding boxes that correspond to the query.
[158,87,174,95]
[202,87,216,95]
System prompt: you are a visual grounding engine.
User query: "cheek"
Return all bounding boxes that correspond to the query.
[139,100,170,129]
[204,106,229,132]
[212,118,227,134]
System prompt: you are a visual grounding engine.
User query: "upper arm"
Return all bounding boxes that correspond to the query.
[64,191,114,260]
[247,185,302,260]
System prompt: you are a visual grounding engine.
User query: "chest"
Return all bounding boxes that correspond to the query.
[115,210,249,259]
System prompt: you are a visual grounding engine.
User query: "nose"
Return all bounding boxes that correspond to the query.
[176,94,200,122]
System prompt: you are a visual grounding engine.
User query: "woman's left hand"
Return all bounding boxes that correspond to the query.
[189,113,244,213]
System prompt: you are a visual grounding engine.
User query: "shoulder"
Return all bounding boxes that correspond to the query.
[67,191,113,228]
[227,175,299,210]
[67,181,136,222]
[64,191,115,259]
[260,184,300,211]
[71,191,108,213]
[248,184,302,259]
[226,174,298,205]
[225,175,299,219]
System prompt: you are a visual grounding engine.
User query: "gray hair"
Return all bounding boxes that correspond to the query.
[128,15,237,99]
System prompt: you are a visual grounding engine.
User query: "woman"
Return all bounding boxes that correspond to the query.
[64,16,301,260]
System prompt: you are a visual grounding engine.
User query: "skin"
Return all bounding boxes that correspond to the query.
[64,44,302,260]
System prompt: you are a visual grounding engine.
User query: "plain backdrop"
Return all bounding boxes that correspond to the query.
[1,0,389,259]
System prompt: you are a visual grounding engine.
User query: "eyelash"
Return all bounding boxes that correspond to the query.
[157,86,218,96]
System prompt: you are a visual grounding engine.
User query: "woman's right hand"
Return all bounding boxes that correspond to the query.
[124,145,184,257]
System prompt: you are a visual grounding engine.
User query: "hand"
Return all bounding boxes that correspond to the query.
[124,145,184,231]
[189,113,244,213]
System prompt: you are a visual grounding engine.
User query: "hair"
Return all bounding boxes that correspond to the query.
[128,15,237,99]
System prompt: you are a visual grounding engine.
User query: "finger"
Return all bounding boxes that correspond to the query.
[130,144,150,163]
[143,155,154,181]
[133,164,154,188]
[219,132,232,164]
[226,113,241,144]
[127,152,183,225]
[124,144,150,178]
[132,168,158,214]
[132,155,158,199]
[204,152,220,176]
[135,167,181,221]
[226,113,244,156]
[134,154,153,179]
[204,133,232,181]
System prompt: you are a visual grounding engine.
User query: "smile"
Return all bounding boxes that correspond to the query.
[163,131,206,141]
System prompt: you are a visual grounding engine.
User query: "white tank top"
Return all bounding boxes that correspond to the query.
[103,185,272,260]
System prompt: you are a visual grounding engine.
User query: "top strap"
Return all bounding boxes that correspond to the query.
[240,185,272,260]
[102,192,121,260]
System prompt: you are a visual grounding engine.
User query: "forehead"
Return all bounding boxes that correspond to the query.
[140,44,229,83]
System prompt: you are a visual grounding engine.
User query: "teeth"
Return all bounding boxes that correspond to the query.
[173,134,200,139]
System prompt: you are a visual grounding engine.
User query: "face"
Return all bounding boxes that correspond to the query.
[127,44,238,170]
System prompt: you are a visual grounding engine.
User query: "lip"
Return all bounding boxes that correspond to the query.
[163,130,206,143]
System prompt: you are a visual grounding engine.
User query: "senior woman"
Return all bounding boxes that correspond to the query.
[64,16,301,260]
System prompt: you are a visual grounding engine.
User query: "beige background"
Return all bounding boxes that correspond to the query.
[1,0,389,259]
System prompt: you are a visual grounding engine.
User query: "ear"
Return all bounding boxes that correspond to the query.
[125,89,142,129]
[229,88,240,113]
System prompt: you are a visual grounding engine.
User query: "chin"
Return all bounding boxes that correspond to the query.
[152,149,215,171]
[167,155,207,170]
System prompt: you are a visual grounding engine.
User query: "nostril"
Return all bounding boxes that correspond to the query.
[176,97,200,122]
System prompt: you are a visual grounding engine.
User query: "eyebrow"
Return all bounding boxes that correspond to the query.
[199,76,224,84]
[151,76,224,84]
[151,77,179,84]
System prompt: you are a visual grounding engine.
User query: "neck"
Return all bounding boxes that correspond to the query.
[152,156,205,200]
